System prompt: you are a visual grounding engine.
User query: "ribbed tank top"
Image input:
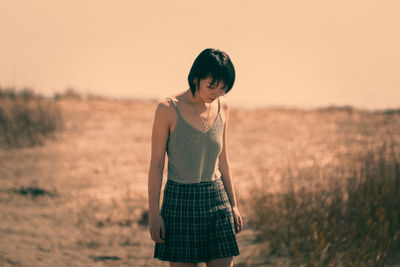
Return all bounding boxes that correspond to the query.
[166,97,223,184]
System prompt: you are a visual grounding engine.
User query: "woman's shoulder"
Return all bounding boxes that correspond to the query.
[156,98,173,111]
[154,97,177,122]
[154,92,186,117]
[157,90,181,106]
[219,95,230,111]
[218,96,230,125]
[159,91,188,109]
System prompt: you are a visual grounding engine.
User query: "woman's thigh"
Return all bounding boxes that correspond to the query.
[206,257,233,267]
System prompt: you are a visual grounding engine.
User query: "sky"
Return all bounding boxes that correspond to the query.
[1,0,399,109]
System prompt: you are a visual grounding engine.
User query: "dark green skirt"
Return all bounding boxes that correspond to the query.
[154,178,240,263]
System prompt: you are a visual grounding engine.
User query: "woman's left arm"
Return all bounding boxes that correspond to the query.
[219,98,244,233]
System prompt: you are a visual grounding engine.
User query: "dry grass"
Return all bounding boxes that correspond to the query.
[0,91,399,266]
[0,88,64,148]
[250,141,400,266]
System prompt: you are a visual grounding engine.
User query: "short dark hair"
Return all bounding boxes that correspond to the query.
[188,48,236,96]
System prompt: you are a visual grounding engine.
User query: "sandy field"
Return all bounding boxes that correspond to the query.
[0,98,399,266]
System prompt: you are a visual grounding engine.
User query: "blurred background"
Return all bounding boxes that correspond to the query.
[1,0,399,109]
[0,0,399,266]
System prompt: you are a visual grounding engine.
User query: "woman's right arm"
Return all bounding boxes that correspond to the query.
[148,100,170,243]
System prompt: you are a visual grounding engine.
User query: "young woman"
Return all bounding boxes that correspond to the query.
[148,48,243,267]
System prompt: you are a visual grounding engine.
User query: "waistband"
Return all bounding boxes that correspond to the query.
[166,177,222,187]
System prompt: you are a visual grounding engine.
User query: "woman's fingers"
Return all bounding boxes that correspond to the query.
[234,214,243,233]
[149,227,154,240]
[151,229,164,243]
[235,216,240,233]
[238,215,244,232]
[155,236,165,243]
[232,206,243,233]
[149,215,165,243]
[150,229,156,241]
[150,226,164,243]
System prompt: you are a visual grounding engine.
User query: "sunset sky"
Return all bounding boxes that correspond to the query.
[1,0,399,109]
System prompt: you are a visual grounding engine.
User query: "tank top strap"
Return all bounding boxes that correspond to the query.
[166,97,180,115]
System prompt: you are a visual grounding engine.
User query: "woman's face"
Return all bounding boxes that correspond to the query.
[194,76,227,103]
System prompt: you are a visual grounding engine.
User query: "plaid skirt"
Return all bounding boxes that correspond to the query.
[153,177,240,263]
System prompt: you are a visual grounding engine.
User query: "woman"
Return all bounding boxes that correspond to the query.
[148,48,243,267]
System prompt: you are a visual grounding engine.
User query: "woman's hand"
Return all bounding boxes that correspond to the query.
[232,206,244,233]
[149,213,165,243]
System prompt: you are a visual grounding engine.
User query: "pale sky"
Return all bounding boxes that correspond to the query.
[1,0,399,109]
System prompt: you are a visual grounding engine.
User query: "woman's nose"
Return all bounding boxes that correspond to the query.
[213,90,223,97]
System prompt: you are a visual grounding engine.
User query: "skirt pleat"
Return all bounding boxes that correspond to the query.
[153,178,240,263]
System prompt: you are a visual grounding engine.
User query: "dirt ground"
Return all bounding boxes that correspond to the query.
[0,98,398,266]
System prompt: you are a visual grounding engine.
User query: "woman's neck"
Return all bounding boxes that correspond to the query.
[184,89,208,108]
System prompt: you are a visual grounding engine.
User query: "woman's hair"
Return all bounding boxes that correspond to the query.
[188,48,236,96]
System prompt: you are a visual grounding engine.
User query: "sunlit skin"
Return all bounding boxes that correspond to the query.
[148,75,243,267]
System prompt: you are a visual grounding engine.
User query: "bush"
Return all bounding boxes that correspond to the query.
[0,87,64,148]
[250,142,400,266]
[53,88,82,100]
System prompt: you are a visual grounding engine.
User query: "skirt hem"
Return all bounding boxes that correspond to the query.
[153,251,240,263]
